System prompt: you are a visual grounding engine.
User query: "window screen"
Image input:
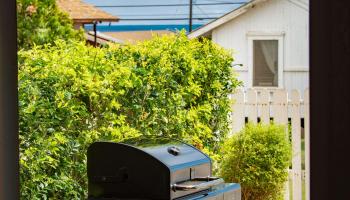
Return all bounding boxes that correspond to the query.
[253,40,278,87]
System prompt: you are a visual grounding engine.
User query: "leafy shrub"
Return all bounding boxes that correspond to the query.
[19,32,240,199]
[17,0,83,49]
[219,123,292,200]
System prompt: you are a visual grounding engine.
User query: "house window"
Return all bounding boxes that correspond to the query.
[253,40,278,87]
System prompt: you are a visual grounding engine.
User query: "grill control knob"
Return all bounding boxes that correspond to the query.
[167,146,180,156]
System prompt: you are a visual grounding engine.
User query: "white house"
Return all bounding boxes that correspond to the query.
[188,0,309,94]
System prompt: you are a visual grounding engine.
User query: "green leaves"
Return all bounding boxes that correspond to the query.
[219,123,292,200]
[17,0,83,50]
[18,32,239,199]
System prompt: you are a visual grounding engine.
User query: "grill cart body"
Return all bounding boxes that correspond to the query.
[87,137,241,200]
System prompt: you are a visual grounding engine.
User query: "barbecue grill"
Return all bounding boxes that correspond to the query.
[87,137,241,200]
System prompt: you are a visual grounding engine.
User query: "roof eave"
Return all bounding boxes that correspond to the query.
[188,0,268,39]
[73,18,119,24]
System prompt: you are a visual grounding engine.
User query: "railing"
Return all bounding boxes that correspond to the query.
[230,88,310,200]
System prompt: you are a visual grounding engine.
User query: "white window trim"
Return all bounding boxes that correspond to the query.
[247,33,285,88]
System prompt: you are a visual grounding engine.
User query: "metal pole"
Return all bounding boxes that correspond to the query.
[93,21,97,47]
[0,0,19,199]
[189,0,193,32]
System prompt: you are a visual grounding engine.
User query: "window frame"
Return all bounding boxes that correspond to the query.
[247,32,285,88]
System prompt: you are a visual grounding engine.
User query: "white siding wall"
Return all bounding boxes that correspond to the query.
[212,0,309,94]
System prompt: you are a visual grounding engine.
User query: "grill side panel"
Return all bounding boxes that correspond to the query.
[88,142,171,200]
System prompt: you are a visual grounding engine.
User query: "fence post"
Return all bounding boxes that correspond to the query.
[272,90,289,200]
[231,89,245,135]
[272,90,288,125]
[246,89,258,124]
[291,90,302,200]
[259,89,270,124]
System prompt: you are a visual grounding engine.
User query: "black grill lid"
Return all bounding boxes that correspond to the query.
[87,137,213,199]
[119,137,211,171]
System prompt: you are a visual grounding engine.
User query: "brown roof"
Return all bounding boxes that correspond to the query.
[103,30,175,44]
[56,0,119,23]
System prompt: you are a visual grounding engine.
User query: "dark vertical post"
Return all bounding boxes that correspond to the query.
[0,0,19,199]
[189,0,193,32]
[93,21,97,47]
[310,0,350,199]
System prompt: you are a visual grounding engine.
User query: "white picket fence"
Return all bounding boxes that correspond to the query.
[230,88,310,200]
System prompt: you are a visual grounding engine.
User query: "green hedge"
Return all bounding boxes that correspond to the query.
[219,123,292,200]
[19,33,240,199]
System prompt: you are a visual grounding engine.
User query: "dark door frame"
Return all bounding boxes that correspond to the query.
[310,0,350,199]
[0,0,19,199]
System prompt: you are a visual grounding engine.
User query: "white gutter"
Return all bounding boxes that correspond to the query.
[188,0,269,39]
[88,31,125,44]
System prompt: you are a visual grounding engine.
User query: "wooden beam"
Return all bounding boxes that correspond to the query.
[0,0,19,199]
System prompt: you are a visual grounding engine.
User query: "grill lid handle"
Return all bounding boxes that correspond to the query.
[167,146,181,156]
[171,177,224,191]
